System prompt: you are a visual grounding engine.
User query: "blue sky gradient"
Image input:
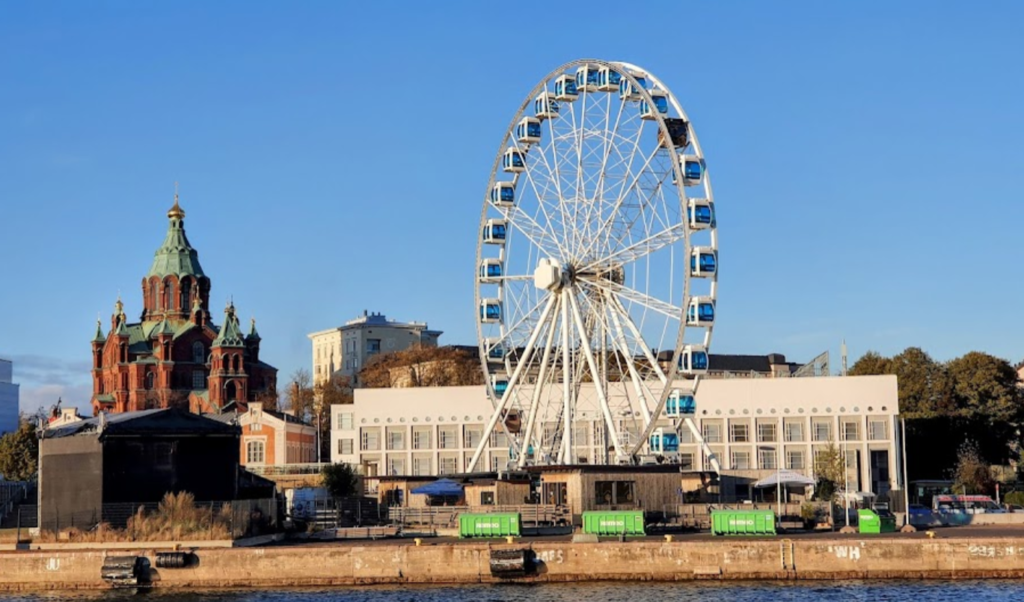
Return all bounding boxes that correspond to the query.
[2,1,1022,412]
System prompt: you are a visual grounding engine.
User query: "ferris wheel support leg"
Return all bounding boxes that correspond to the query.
[683,414,721,474]
[518,295,561,469]
[604,291,654,427]
[468,294,557,473]
[568,289,623,462]
[609,295,668,385]
[560,290,573,464]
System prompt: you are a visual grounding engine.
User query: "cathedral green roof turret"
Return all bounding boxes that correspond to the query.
[92,319,106,343]
[147,193,206,279]
[212,301,245,347]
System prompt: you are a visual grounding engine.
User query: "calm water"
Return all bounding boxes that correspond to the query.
[4,582,1024,602]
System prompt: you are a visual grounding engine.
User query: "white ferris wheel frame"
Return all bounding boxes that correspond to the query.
[471,59,719,471]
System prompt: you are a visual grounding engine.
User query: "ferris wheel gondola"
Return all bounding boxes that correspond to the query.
[471,59,719,471]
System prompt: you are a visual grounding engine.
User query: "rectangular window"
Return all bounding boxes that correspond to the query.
[464,427,483,449]
[842,421,859,441]
[786,450,805,470]
[246,440,265,464]
[387,429,405,451]
[413,428,432,450]
[758,447,778,470]
[338,438,354,455]
[730,423,749,443]
[439,426,458,449]
[361,429,380,451]
[192,370,205,389]
[387,458,405,476]
[480,491,495,505]
[490,454,508,472]
[812,421,831,442]
[337,412,354,430]
[678,428,694,444]
[784,422,804,442]
[868,419,887,440]
[757,423,777,442]
[412,457,431,476]
[679,452,695,470]
[702,423,722,443]
[489,431,508,448]
[439,456,458,475]
[731,450,751,470]
[366,339,382,356]
[594,481,636,505]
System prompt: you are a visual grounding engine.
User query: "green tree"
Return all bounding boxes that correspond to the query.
[321,463,360,499]
[889,347,953,417]
[0,421,39,481]
[812,439,846,501]
[946,352,1023,423]
[848,351,892,376]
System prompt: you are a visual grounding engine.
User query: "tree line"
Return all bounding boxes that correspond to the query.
[849,347,1024,488]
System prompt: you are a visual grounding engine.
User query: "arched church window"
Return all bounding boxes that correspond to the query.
[193,342,205,364]
[233,355,241,373]
[145,372,154,390]
[180,278,192,311]
[164,280,175,311]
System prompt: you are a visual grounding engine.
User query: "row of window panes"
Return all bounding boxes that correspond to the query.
[356,427,495,452]
[702,420,888,443]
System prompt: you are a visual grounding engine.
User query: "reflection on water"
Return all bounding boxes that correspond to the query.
[6,581,1024,602]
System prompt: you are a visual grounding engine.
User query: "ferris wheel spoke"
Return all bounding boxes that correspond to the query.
[580,140,662,262]
[505,206,564,258]
[578,220,687,275]
[582,279,681,322]
[606,293,669,385]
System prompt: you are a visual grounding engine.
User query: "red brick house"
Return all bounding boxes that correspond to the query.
[224,402,317,467]
[90,194,277,416]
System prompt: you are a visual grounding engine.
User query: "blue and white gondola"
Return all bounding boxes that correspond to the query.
[689,247,717,278]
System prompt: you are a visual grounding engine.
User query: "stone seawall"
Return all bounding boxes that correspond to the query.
[3,538,1024,591]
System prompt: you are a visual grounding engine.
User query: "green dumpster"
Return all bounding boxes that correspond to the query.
[458,512,521,538]
[582,511,646,536]
[858,509,897,534]
[710,510,777,536]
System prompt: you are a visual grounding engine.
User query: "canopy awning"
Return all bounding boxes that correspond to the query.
[411,478,465,497]
[753,470,816,488]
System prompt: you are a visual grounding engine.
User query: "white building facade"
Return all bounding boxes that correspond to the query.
[331,375,901,497]
[0,359,20,435]
[308,312,442,384]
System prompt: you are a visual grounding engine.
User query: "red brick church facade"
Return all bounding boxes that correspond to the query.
[90,195,277,415]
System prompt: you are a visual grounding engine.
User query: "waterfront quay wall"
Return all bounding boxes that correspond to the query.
[3,537,1024,590]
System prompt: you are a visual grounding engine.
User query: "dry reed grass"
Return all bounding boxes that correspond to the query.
[36,492,234,543]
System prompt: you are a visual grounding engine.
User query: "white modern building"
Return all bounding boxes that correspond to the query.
[308,311,442,384]
[331,375,901,498]
[0,358,20,435]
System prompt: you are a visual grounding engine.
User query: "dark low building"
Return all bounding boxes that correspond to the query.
[38,408,244,529]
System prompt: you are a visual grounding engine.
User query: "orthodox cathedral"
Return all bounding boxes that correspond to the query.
[90,193,277,415]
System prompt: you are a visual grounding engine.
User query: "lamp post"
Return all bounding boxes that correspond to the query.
[843,439,850,528]
[776,445,782,524]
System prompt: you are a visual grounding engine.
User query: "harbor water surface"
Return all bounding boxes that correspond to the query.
[3,581,1024,602]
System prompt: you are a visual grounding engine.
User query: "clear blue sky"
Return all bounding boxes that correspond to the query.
[2,1,1023,413]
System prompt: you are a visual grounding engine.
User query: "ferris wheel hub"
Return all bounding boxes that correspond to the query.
[533,258,565,292]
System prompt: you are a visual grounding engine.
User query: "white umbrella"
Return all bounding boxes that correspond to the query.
[753,469,816,488]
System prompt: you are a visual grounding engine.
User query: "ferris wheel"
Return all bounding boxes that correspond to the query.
[470,59,719,471]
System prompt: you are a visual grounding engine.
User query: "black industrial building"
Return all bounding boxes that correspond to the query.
[38,408,263,529]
